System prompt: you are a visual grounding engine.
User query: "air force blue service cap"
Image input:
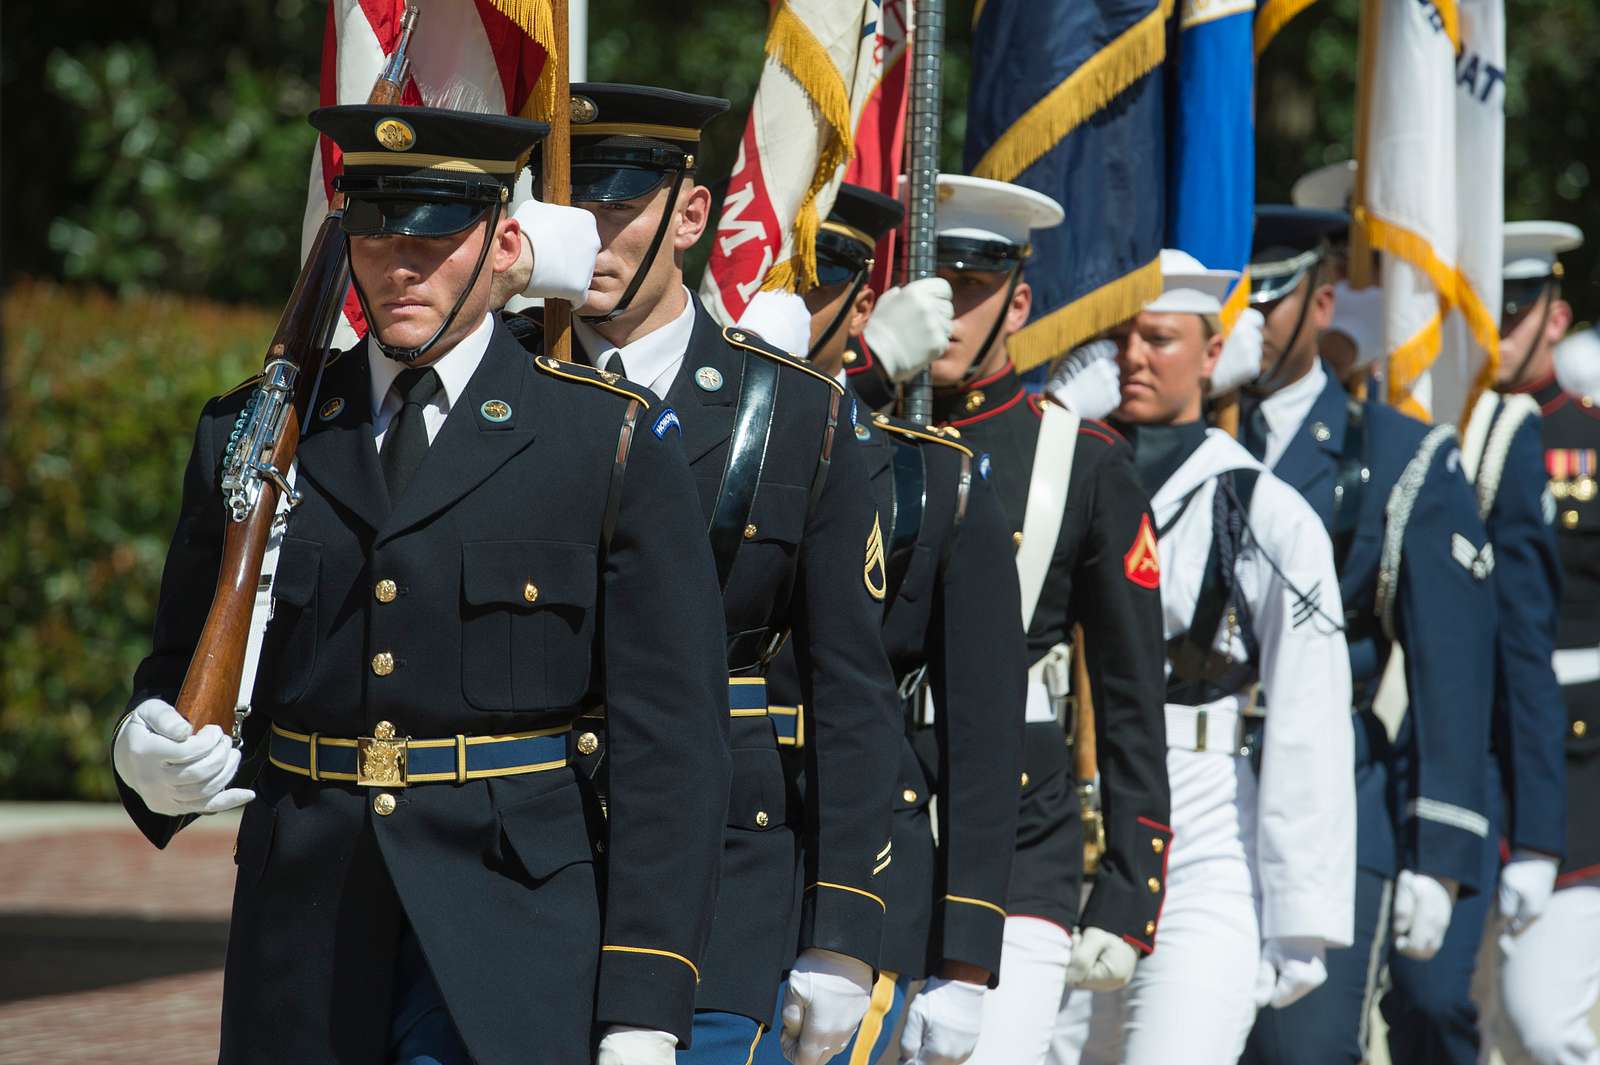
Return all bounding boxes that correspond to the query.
[310,105,549,237]
[564,83,731,203]
[898,173,1064,273]
[1249,205,1351,305]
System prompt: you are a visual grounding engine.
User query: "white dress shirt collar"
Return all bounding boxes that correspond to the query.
[1259,359,1327,469]
[574,287,697,399]
[367,311,495,423]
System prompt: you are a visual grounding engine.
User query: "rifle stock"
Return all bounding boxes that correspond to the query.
[1071,624,1107,876]
[174,6,419,734]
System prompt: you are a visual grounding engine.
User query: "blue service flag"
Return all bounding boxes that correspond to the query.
[1166,0,1256,322]
[965,0,1172,372]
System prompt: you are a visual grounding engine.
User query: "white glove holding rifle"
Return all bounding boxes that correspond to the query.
[113,698,254,817]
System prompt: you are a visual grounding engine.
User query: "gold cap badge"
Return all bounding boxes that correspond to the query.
[571,95,599,124]
[375,117,416,152]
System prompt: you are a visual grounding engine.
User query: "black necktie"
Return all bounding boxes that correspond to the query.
[381,366,441,502]
[604,352,627,378]
[1241,401,1270,462]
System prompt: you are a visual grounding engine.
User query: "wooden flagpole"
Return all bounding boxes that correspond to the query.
[542,0,574,361]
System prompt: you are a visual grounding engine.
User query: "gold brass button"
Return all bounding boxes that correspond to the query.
[523,581,539,604]
[373,793,397,816]
[964,390,986,413]
[755,810,770,828]
[744,523,758,540]
[1020,771,1031,788]
[371,652,395,676]
[1564,510,1581,529]
[902,788,918,803]
[1575,720,1589,739]
[1584,396,1595,409]
[1152,838,1165,854]
[843,349,857,365]
[1145,920,1156,936]
[374,720,396,740]
[1147,877,1161,894]
[577,731,600,756]
[374,579,398,603]
[1013,531,1024,547]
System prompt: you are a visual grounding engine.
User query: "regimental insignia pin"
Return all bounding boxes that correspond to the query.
[318,397,345,421]
[855,424,871,441]
[480,399,512,423]
[374,117,416,152]
[695,366,724,392]
[571,95,599,124]
[863,514,888,601]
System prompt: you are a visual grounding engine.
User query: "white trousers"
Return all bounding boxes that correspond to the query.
[966,917,1073,1065]
[1479,884,1600,1065]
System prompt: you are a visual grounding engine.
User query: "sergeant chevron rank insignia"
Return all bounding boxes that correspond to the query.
[864,514,887,600]
[1451,533,1495,580]
[1123,512,1161,590]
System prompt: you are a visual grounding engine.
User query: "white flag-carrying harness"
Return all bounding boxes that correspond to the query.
[1355,0,1504,428]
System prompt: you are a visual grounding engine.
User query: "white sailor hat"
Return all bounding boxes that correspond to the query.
[898,173,1064,270]
[1144,249,1238,315]
[1291,160,1356,213]
[1503,220,1584,281]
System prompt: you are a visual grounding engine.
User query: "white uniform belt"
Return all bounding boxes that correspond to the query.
[1165,692,1259,754]
[1554,644,1600,687]
[1025,643,1073,724]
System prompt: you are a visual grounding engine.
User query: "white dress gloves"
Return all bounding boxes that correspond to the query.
[862,278,955,383]
[595,1027,677,1065]
[737,289,814,357]
[1498,850,1560,936]
[112,699,254,817]
[898,976,985,1065]
[781,948,874,1065]
[1046,339,1121,421]
[1211,307,1265,394]
[1065,925,1138,991]
[509,198,601,305]
[1253,936,1329,1009]
[1392,870,1458,960]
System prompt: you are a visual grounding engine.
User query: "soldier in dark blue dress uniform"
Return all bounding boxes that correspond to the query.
[743,183,1028,1065]
[504,84,901,1065]
[110,106,734,1065]
[1236,205,1498,1065]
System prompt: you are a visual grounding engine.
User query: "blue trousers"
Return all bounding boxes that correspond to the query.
[1240,867,1394,1065]
[390,924,473,1065]
[749,973,907,1065]
[677,1011,765,1065]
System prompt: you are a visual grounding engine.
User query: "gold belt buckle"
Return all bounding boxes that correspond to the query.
[357,721,409,787]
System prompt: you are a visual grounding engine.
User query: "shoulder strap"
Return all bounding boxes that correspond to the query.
[1331,398,1368,571]
[1166,469,1260,700]
[884,434,927,609]
[1016,404,1082,631]
[706,350,782,590]
[1472,393,1540,521]
[1460,391,1501,485]
[1376,422,1459,641]
[603,400,644,556]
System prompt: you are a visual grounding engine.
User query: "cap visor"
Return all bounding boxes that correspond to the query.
[571,165,672,204]
[342,198,489,238]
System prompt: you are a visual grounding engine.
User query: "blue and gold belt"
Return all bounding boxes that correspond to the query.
[730,677,801,747]
[268,720,569,787]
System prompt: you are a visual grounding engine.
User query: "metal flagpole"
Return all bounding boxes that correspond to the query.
[900,0,944,427]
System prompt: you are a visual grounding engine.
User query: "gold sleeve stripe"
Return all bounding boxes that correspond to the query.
[807,881,887,911]
[601,944,701,982]
[876,840,893,861]
[871,855,893,876]
[942,893,1008,918]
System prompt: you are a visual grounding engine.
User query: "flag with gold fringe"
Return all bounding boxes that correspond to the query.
[1254,0,1319,56]
[1167,0,1256,329]
[700,0,885,325]
[1354,0,1502,425]
[965,0,1173,373]
[842,0,912,295]
[303,0,555,342]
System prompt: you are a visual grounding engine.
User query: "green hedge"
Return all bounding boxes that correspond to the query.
[1,281,275,798]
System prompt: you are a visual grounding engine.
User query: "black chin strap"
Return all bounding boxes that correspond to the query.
[581,170,687,325]
[1502,281,1557,392]
[354,203,505,365]
[806,271,869,361]
[961,263,1024,386]
[1248,262,1322,397]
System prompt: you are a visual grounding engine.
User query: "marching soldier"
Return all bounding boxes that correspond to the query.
[896,174,1171,1065]
[110,106,733,1065]
[1055,249,1356,1065]
[1236,205,1498,1065]
[1477,224,1600,1065]
[506,84,902,1065]
[745,184,1029,1065]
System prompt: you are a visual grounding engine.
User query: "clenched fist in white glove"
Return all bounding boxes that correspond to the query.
[863,278,955,383]
[1065,926,1138,991]
[1253,936,1328,1010]
[1392,870,1458,960]
[509,198,601,305]
[596,1026,677,1065]
[1498,850,1559,936]
[738,289,814,357]
[1211,307,1264,394]
[113,699,255,817]
[898,976,985,1065]
[781,948,874,1065]
[1047,339,1121,421]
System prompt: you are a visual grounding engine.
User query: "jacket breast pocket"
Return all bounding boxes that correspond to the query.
[725,484,810,648]
[461,540,597,711]
[261,536,321,704]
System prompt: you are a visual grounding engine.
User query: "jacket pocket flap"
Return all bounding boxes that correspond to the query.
[272,537,321,607]
[463,540,597,609]
[745,483,809,545]
[498,784,595,880]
